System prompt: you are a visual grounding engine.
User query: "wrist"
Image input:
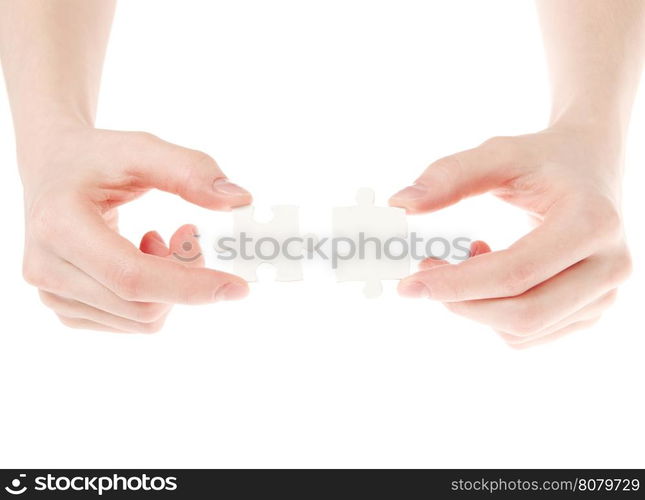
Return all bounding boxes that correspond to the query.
[547,112,626,163]
[548,97,631,147]
[538,122,626,202]
[15,116,94,170]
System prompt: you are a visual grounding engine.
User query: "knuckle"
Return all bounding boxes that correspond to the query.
[174,150,216,197]
[137,318,165,334]
[22,259,44,287]
[27,195,64,243]
[495,330,517,343]
[500,259,540,297]
[38,291,58,309]
[434,276,466,302]
[599,289,619,309]
[576,195,622,241]
[132,303,168,323]
[186,149,215,169]
[480,136,521,162]
[57,315,80,329]
[606,248,633,285]
[505,303,545,337]
[22,253,60,290]
[107,260,143,300]
[481,135,510,149]
[495,328,532,349]
[426,155,463,193]
[128,131,159,145]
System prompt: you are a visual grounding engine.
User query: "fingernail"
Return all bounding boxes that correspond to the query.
[213,178,251,197]
[149,231,165,245]
[390,183,428,202]
[215,282,249,301]
[398,280,431,299]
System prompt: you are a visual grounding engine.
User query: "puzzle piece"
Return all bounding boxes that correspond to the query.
[230,205,305,282]
[332,188,409,298]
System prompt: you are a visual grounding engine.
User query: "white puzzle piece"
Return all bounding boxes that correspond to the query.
[230,205,305,282]
[332,188,410,298]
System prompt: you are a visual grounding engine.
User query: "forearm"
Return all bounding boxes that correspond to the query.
[0,0,116,153]
[536,0,645,138]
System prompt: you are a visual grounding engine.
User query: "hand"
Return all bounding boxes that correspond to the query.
[390,127,632,348]
[20,126,252,333]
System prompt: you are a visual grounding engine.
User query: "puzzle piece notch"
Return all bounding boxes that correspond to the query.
[230,205,306,282]
[332,188,410,298]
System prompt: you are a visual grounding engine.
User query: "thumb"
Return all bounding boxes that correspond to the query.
[124,132,252,211]
[389,137,517,214]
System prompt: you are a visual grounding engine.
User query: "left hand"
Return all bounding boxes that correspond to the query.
[390,127,632,348]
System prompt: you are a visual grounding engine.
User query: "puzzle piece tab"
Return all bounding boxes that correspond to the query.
[332,188,410,298]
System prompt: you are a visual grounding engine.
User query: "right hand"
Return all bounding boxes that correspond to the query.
[19,126,252,333]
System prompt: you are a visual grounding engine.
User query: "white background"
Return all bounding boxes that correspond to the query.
[1,0,643,468]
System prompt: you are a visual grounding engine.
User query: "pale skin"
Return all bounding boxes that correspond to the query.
[0,0,252,333]
[392,0,645,347]
[1,1,643,344]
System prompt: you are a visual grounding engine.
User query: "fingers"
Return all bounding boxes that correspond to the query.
[495,290,617,346]
[140,231,170,257]
[418,240,490,271]
[398,199,612,302]
[52,207,249,304]
[390,138,519,214]
[502,319,602,350]
[29,224,233,332]
[141,225,206,268]
[122,132,252,211]
[28,258,171,324]
[389,134,628,348]
[167,224,205,267]
[405,236,623,349]
[444,254,627,336]
[469,240,491,257]
[41,291,168,334]
[56,316,124,333]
